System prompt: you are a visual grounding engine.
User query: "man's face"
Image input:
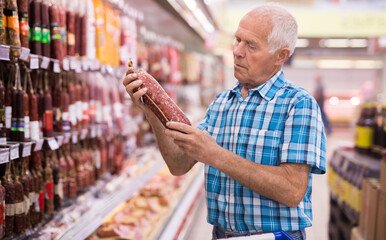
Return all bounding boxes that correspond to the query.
[233,14,279,90]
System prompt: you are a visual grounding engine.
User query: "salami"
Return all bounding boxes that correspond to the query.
[17,0,28,48]
[127,62,191,127]
[2,163,15,237]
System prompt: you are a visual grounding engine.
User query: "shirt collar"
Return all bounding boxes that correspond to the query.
[229,69,286,101]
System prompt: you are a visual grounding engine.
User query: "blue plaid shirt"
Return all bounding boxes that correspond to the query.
[197,69,326,233]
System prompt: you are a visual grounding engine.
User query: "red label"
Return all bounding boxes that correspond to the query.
[19,20,29,36]
[0,201,4,224]
[43,111,53,131]
[45,182,54,199]
[39,191,45,210]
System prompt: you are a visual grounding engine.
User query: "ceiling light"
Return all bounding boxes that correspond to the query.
[330,97,339,106]
[349,39,368,48]
[320,39,350,48]
[350,97,360,106]
[296,39,309,48]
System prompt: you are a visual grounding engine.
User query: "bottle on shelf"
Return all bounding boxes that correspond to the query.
[355,103,376,156]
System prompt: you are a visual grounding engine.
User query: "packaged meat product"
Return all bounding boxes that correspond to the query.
[2,163,15,237]
[6,0,21,58]
[127,62,191,127]
[40,0,50,57]
[29,0,42,56]
[17,0,29,48]
[0,0,6,44]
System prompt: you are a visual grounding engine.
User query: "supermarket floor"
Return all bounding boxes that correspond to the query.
[184,127,353,240]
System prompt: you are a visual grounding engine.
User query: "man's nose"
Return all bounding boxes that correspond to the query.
[233,42,245,58]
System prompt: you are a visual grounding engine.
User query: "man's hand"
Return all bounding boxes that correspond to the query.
[164,122,219,166]
[122,68,149,113]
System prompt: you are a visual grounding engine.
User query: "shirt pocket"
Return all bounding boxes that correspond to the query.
[246,129,282,166]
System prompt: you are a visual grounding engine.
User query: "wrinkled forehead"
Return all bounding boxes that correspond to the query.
[237,12,272,39]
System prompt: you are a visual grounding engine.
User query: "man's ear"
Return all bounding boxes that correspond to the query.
[275,48,291,66]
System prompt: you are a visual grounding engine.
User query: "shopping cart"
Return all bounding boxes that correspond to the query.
[219,230,295,240]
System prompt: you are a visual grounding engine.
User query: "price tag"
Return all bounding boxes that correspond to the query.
[75,63,82,73]
[80,128,88,140]
[47,137,59,150]
[0,150,9,164]
[72,131,78,144]
[53,60,61,73]
[63,58,70,71]
[40,56,50,69]
[70,59,78,70]
[97,125,102,137]
[63,132,71,144]
[34,139,44,152]
[30,54,39,69]
[82,59,89,71]
[55,135,64,147]
[10,145,19,160]
[90,125,96,138]
[20,47,30,61]
[0,45,10,61]
[22,143,32,157]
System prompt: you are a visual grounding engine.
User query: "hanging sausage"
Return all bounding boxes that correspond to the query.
[40,0,50,57]
[3,162,15,237]
[29,0,42,55]
[5,0,21,58]
[17,0,28,48]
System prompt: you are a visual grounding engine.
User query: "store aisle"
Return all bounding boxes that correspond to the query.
[185,127,353,240]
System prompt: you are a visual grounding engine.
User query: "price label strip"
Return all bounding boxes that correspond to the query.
[40,56,50,69]
[0,150,9,164]
[20,47,30,61]
[63,132,71,144]
[63,58,70,71]
[55,135,64,147]
[53,60,61,73]
[10,145,19,160]
[34,139,44,152]
[0,45,10,61]
[72,131,78,144]
[22,143,32,157]
[30,54,39,69]
[47,137,59,150]
[80,128,88,140]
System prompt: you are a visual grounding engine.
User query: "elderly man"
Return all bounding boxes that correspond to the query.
[123,3,326,240]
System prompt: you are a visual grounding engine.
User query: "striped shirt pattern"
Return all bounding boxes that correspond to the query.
[197,69,326,233]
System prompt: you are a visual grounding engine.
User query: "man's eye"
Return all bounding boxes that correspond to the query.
[248,44,256,50]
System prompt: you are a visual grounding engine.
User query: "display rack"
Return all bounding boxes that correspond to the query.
[57,159,165,240]
[328,147,381,240]
[157,166,204,240]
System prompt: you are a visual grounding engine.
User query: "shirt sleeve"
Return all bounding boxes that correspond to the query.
[196,105,211,131]
[280,96,326,174]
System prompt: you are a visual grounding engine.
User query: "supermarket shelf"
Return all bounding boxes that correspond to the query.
[157,166,205,240]
[57,158,166,240]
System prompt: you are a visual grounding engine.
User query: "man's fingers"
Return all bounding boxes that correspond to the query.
[122,72,138,86]
[164,128,191,141]
[166,121,195,134]
[125,80,143,94]
[132,88,147,101]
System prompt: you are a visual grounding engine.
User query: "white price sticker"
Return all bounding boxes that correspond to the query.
[72,131,78,144]
[40,57,50,69]
[0,45,10,61]
[53,60,61,73]
[63,132,71,144]
[82,59,89,71]
[55,135,64,147]
[22,143,32,157]
[70,59,78,70]
[20,47,30,61]
[30,55,39,69]
[63,58,70,71]
[0,150,9,164]
[80,129,88,140]
[90,125,96,138]
[34,139,44,152]
[10,146,19,160]
[47,137,59,150]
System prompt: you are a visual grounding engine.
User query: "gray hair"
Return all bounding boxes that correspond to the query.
[250,3,298,56]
